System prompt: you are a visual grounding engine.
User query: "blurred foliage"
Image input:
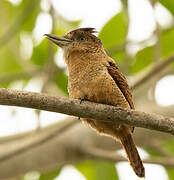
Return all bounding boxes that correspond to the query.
[120,0,128,8]
[76,161,119,180]
[54,69,68,95]
[99,11,127,48]
[99,10,129,67]
[162,139,174,156]
[161,28,174,58]
[39,169,61,180]
[0,48,22,74]
[31,39,50,66]
[159,0,174,16]
[131,27,174,74]
[131,46,154,74]
[166,169,174,180]
[0,0,174,179]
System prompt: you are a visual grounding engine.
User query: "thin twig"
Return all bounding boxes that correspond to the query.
[131,54,174,90]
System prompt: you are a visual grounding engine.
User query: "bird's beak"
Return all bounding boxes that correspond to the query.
[44,34,72,47]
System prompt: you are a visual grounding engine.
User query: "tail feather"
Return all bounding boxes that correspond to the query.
[118,132,145,178]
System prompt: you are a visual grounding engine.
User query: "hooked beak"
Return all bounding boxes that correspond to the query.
[44,34,72,47]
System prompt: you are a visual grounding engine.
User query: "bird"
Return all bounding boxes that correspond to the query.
[45,27,145,178]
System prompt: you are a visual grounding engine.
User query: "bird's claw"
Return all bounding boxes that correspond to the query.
[80,99,85,104]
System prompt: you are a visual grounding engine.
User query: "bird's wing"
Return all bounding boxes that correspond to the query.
[107,60,135,110]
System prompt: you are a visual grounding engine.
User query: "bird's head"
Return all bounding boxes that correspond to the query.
[45,28,104,60]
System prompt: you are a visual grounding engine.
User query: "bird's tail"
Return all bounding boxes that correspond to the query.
[118,131,145,178]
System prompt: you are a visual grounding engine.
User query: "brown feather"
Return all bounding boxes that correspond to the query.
[107,61,135,109]
[106,61,145,177]
[107,60,135,133]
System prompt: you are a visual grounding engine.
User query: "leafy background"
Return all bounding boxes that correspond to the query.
[0,0,174,179]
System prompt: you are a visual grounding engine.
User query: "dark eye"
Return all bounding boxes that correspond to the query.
[79,37,85,41]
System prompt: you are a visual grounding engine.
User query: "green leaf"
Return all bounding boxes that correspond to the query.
[161,140,174,179]
[161,139,174,156]
[31,39,49,65]
[54,28,67,36]
[76,161,118,180]
[39,169,61,180]
[161,28,174,58]
[130,27,174,74]
[113,51,126,64]
[0,0,40,27]
[54,70,68,95]
[70,20,82,27]
[54,17,74,36]
[21,0,41,31]
[131,46,154,74]
[159,0,174,16]
[99,11,127,48]
[166,169,174,180]
[0,0,19,22]
[0,48,22,75]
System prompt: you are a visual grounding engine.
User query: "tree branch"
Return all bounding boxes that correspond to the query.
[131,54,174,90]
[81,146,174,168]
[0,88,174,135]
[0,117,171,179]
[0,118,78,162]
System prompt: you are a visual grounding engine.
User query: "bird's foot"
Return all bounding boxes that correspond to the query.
[79,97,88,120]
[80,98,85,104]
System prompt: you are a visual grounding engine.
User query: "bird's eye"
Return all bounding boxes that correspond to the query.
[79,37,85,41]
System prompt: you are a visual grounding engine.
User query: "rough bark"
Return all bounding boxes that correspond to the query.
[0,88,174,134]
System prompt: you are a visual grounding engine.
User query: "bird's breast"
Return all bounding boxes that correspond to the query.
[68,66,129,108]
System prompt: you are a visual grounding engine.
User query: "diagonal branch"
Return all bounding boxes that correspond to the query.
[131,54,174,90]
[0,118,78,162]
[0,88,174,135]
[81,146,174,168]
